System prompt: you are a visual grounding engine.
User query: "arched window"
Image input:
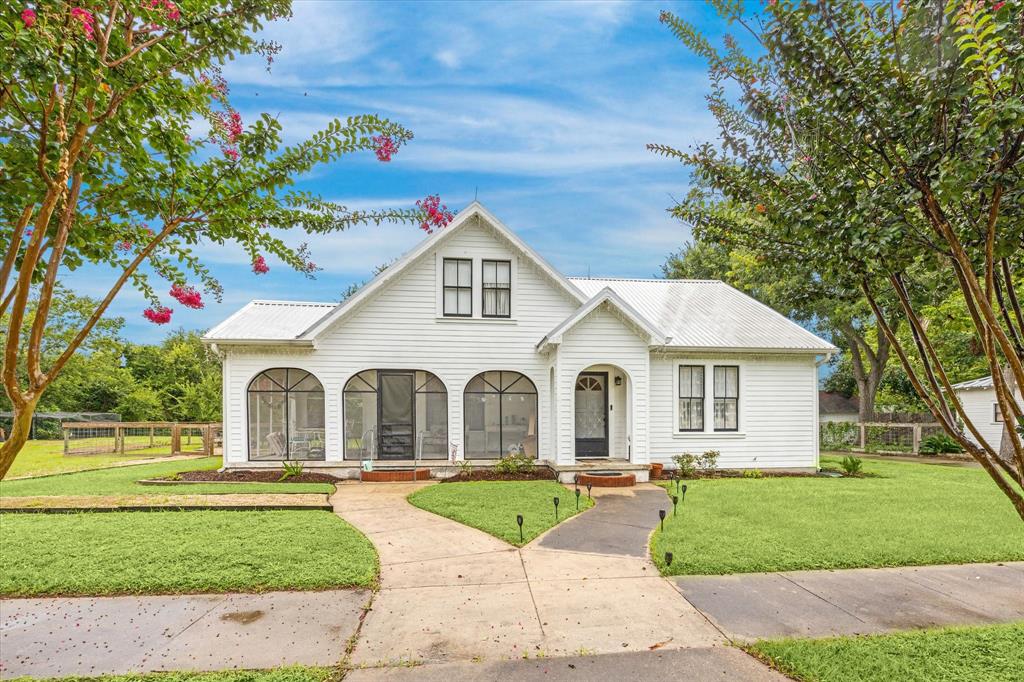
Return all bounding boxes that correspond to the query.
[343,370,448,460]
[464,371,538,459]
[248,368,325,461]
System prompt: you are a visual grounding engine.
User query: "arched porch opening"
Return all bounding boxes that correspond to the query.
[574,364,632,460]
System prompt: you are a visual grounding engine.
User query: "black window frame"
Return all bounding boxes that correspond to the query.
[246,368,326,461]
[481,259,512,318]
[713,365,739,432]
[994,403,1003,423]
[442,258,473,317]
[677,365,705,432]
[463,370,537,459]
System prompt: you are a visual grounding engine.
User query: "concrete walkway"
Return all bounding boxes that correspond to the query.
[332,482,728,669]
[0,589,369,678]
[673,561,1024,642]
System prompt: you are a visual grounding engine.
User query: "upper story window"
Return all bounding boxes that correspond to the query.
[678,365,704,432]
[994,403,1003,423]
[443,258,472,317]
[482,260,511,318]
[714,365,739,431]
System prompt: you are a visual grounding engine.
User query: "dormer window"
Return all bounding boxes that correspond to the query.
[482,260,511,318]
[443,258,472,317]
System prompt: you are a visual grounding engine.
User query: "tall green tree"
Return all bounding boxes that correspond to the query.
[653,1,1024,518]
[0,2,438,477]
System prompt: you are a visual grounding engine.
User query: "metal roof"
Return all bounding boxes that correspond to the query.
[952,375,993,391]
[203,300,334,342]
[569,278,836,353]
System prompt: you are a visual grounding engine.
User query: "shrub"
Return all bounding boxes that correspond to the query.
[920,433,964,455]
[819,421,858,450]
[742,469,763,479]
[840,455,863,475]
[278,461,304,482]
[455,458,474,477]
[697,449,720,470]
[494,452,533,475]
[672,452,697,479]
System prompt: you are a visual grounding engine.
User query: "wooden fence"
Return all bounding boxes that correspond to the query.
[62,421,222,456]
[820,420,947,455]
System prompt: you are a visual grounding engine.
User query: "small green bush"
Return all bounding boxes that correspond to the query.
[494,452,533,475]
[840,455,863,475]
[672,452,697,479]
[920,433,964,455]
[278,461,304,481]
[742,469,763,479]
[697,449,720,470]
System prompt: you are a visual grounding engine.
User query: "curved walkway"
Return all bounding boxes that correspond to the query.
[332,481,727,669]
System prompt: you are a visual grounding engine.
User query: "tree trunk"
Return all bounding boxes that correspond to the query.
[0,398,39,480]
[998,365,1022,478]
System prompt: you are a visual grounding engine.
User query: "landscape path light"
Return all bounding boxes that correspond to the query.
[516,514,524,543]
[575,487,581,510]
[659,508,666,531]
[553,496,560,520]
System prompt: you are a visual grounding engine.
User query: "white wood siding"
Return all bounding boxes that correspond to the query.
[555,304,650,464]
[221,218,579,464]
[956,387,1019,450]
[648,353,818,470]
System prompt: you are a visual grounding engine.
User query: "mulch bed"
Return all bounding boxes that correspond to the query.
[161,469,342,484]
[440,467,557,483]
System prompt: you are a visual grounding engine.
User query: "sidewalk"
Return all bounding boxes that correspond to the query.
[673,561,1024,641]
[333,482,726,668]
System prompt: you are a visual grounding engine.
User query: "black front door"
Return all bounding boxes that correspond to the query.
[378,371,415,459]
[575,372,608,458]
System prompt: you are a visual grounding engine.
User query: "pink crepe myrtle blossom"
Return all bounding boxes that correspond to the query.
[70,7,95,40]
[992,1,1005,10]
[373,135,399,162]
[117,240,133,252]
[169,283,204,309]
[143,305,173,324]
[252,255,269,274]
[416,195,454,235]
[21,8,36,27]
[223,146,239,161]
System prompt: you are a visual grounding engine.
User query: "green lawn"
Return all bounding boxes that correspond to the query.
[408,481,594,546]
[6,439,177,479]
[0,510,377,597]
[750,622,1024,682]
[0,457,335,496]
[6,667,335,682]
[652,456,1024,575]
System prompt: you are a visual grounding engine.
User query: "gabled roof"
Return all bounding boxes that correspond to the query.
[952,375,993,391]
[819,391,859,415]
[537,287,668,352]
[570,278,837,353]
[298,202,587,339]
[203,300,333,345]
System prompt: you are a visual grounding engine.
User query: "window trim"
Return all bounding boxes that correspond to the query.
[994,403,1003,423]
[442,258,473,317]
[677,364,705,432]
[481,259,512,319]
[713,365,740,432]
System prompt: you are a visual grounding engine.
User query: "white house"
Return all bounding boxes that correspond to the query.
[203,203,836,480]
[952,375,1020,450]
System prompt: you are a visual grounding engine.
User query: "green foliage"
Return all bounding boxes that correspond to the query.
[742,469,763,479]
[696,449,720,470]
[278,461,305,481]
[115,385,165,422]
[751,623,1024,682]
[840,455,863,475]
[672,452,697,479]
[920,433,965,455]
[493,452,534,475]
[20,668,338,682]
[0,510,377,596]
[652,456,1024,575]
[408,481,593,546]
[820,421,859,451]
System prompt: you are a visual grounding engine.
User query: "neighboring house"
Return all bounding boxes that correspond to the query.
[952,375,1020,449]
[818,391,860,423]
[203,202,836,480]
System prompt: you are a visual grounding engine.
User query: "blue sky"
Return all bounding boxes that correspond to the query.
[70,0,742,343]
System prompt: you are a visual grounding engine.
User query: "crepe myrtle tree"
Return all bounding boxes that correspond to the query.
[0,1,450,478]
[652,0,1024,519]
